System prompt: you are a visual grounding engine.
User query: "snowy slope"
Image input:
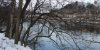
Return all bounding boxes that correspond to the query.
[0,33,32,50]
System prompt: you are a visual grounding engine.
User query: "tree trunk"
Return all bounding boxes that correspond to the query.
[20,0,31,45]
[15,0,23,44]
[5,22,10,37]
[9,0,15,39]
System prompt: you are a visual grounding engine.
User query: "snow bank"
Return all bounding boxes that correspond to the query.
[0,33,32,50]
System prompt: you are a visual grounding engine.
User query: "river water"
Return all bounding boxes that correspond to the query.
[23,22,100,50]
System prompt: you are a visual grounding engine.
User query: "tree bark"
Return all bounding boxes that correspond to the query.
[9,0,15,39]
[15,0,23,44]
[19,0,31,35]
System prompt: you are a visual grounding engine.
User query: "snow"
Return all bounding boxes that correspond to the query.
[0,33,32,50]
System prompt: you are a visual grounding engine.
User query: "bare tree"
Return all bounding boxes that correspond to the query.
[9,0,15,39]
[1,0,100,50]
[15,0,23,44]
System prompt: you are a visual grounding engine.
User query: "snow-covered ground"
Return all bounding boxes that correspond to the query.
[0,33,32,50]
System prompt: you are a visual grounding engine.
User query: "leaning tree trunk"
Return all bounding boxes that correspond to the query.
[15,0,23,44]
[20,0,31,35]
[20,0,31,45]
